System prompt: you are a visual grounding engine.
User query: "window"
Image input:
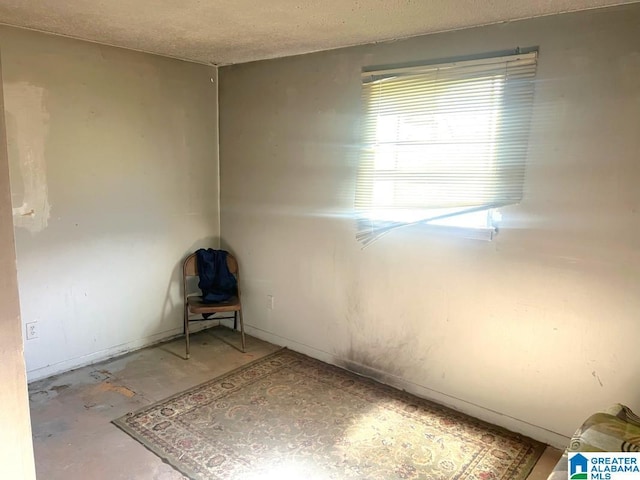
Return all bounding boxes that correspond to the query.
[355,50,537,246]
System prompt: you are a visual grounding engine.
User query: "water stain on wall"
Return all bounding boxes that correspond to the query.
[5,81,51,233]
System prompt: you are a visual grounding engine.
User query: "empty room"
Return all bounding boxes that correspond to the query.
[0,1,639,479]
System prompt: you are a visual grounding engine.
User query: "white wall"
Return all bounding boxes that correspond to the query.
[219,4,640,447]
[0,50,36,480]
[1,26,220,381]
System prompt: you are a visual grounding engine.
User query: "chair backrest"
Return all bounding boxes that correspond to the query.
[183,251,239,278]
[183,251,240,301]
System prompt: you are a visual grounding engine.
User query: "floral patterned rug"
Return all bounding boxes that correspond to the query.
[113,349,544,480]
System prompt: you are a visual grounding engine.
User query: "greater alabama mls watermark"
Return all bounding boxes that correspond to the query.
[569,452,640,479]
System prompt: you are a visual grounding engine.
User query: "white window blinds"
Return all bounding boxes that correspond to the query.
[355,51,537,246]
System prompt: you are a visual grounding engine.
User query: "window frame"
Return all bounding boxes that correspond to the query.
[355,49,538,246]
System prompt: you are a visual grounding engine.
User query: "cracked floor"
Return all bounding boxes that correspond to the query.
[28,326,561,479]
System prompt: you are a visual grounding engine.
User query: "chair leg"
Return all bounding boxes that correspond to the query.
[238,308,246,353]
[234,311,238,331]
[184,306,190,360]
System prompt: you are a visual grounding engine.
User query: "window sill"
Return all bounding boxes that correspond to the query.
[417,223,497,241]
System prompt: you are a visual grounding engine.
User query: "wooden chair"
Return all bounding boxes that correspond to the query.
[182,252,245,358]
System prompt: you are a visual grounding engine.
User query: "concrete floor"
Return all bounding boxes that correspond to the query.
[29,326,562,479]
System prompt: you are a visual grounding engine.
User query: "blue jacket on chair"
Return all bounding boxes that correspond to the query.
[195,249,237,304]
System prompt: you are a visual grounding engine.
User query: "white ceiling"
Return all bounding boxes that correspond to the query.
[0,0,636,65]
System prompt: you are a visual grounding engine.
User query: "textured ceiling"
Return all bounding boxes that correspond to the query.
[0,0,636,65]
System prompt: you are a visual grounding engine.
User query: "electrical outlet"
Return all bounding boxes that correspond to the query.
[26,321,38,340]
[267,295,274,310]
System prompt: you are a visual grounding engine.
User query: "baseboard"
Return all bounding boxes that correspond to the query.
[26,321,222,383]
[245,324,570,449]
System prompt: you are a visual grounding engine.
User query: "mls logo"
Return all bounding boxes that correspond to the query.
[568,452,640,479]
[569,453,588,479]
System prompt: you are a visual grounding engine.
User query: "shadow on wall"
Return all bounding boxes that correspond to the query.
[159,236,219,328]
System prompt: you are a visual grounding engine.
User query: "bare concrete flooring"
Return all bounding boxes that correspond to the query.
[29,326,562,479]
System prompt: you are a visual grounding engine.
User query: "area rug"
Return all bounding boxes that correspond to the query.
[113,349,544,479]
